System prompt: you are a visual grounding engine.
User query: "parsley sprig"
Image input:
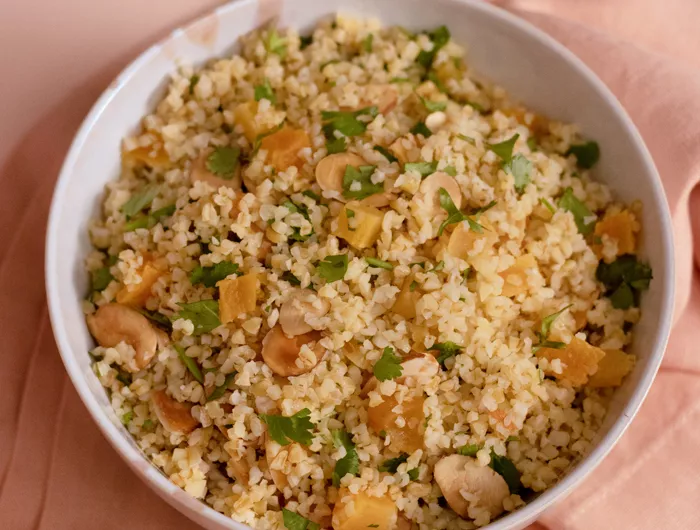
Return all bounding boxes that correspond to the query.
[558,187,596,234]
[342,164,382,200]
[437,188,496,236]
[206,146,241,179]
[254,78,276,104]
[190,261,239,288]
[322,106,378,139]
[532,305,571,353]
[261,409,315,446]
[429,341,462,367]
[331,429,360,486]
[596,254,652,309]
[373,347,403,381]
[378,453,419,480]
[487,133,532,193]
[318,254,349,282]
[171,299,221,335]
[282,509,319,530]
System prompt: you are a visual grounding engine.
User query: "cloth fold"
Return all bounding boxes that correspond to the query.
[1,1,699,529]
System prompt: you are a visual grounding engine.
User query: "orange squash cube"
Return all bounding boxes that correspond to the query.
[536,337,606,386]
[260,127,311,171]
[593,210,640,260]
[335,202,384,249]
[392,275,421,320]
[217,273,258,323]
[588,349,635,388]
[368,394,425,453]
[499,254,537,297]
[447,220,497,260]
[332,491,397,530]
[116,261,162,307]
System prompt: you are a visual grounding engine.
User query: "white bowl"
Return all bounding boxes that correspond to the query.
[45,0,675,528]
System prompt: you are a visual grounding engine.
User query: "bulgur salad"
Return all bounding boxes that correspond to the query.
[84,16,653,530]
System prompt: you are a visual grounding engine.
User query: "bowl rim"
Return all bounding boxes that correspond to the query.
[45,0,675,528]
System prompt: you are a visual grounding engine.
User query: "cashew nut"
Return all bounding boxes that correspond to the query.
[86,303,159,372]
[315,152,366,194]
[360,192,396,208]
[190,148,242,190]
[416,171,462,214]
[151,390,199,435]
[261,324,325,377]
[278,290,331,336]
[433,454,509,520]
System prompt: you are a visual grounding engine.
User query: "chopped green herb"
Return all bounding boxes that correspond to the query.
[368,526,379,529]
[342,164,382,200]
[322,106,378,138]
[365,257,393,270]
[206,372,237,402]
[378,453,418,480]
[190,261,239,288]
[506,154,532,193]
[373,145,398,163]
[410,121,432,138]
[488,133,519,163]
[558,187,596,234]
[326,136,347,154]
[254,78,276,104]
[171,300,221,336]
[281,271,302,286]
[506,435,520,442]
[137,308,173,329]
[465,101,484,112]
[540,197,556,214]
[489,451,522,494]
[429,341,462,367]
[318,254,349,282]
[299,35,313,49]
[332,429,360,486]
[115,369,132,386]
[188,74,200,95]
[409,280,418,292]
[121,186,159,218]
[373,346,403,381]
[261,408,315,446]
[320,59,341,71]
[390,77,412,84]
[346,208,355,219]
[461,268,470,282]
[282,508,320,530]
[430,260,445,272]
[264,27,287,58]
[175,345,203,384]
[419,95,447,112]
[206,146,241,179]
[437,188,489,236]
[91,266,114,291]
[527,136,538,151]
[532,305,571,353]
[566,141,600,169]
[405,161,437,177]
[302,190,321,202]
[121,411,133,425]
[444,165,457,177]
[596,254,653,309]
[457,133,476,145]
[416,25,451,70]
[124,204,176,232]
[458,444,481,457]
[362,33,374,53]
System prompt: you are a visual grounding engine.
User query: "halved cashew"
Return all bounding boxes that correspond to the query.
[151,390,199,435]
[279,290,331,336]
[315,152,366,194]
[434,454,509,520]
[87,303,159,372]
[190,148,242,190]
[416,172,462,214]
[261,324,325,377]
[361,84,399,115]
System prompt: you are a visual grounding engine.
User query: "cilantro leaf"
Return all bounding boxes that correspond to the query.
[566,141,600,169]
[322,107,378,138]
[91,266,114,291]
[419,95,447,112]
[596,254,652,309]
[261,408,315,446]
[206,146,241,179]
[506,154,532,193]
[540,197,556,214]
[416,25,451,70]
[121,411,133,425]
[488,133,519,163]
[282,509,320,530]
[302,190,321,202]
[458,444,481,457]
[281,271,302,286]
[175,345,203,384]
[436,188,492,237]
[410,121,432,138]
[378,453,419,479]
[121,185,159,218]
[190,261,239,288]
[365,257,393,270]
[527,136,538,151]
[252,123,284,154]
[137,308,172,329]
[405,161,437,177]
[373,145,398,163]
[124,204,176,232]
[609,282,635,309]
[362,33,374,53]
[326,136,347,154]
[373,347,403,381]
[171,299,221,335]
[188,74,200,95]
[342,164,382,200]
[206,372,237,402]
[489,451,521,494]
[558,187,596,234]
[429,341,462,367]
[444,165,457,177]
[264,28,287,58]
[331,429,360,486]
[254,78,276,104]
[318,254,348,283]
[532,305,571,353]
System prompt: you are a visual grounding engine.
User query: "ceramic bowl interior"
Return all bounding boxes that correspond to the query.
[46,0,674,528]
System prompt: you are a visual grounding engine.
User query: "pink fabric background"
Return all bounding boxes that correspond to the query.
[1,0,699,528]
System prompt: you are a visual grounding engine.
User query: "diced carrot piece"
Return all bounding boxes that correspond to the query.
[217,274,258,323]
[368,394,424,453]
[536,337,606,386]
[260,126,311,171]
[588,349,635,388]
[116,261,162,307]
[499,254,537,297]
[593,210,640,259]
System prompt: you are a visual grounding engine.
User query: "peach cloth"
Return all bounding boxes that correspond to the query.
[1,1,699,528]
